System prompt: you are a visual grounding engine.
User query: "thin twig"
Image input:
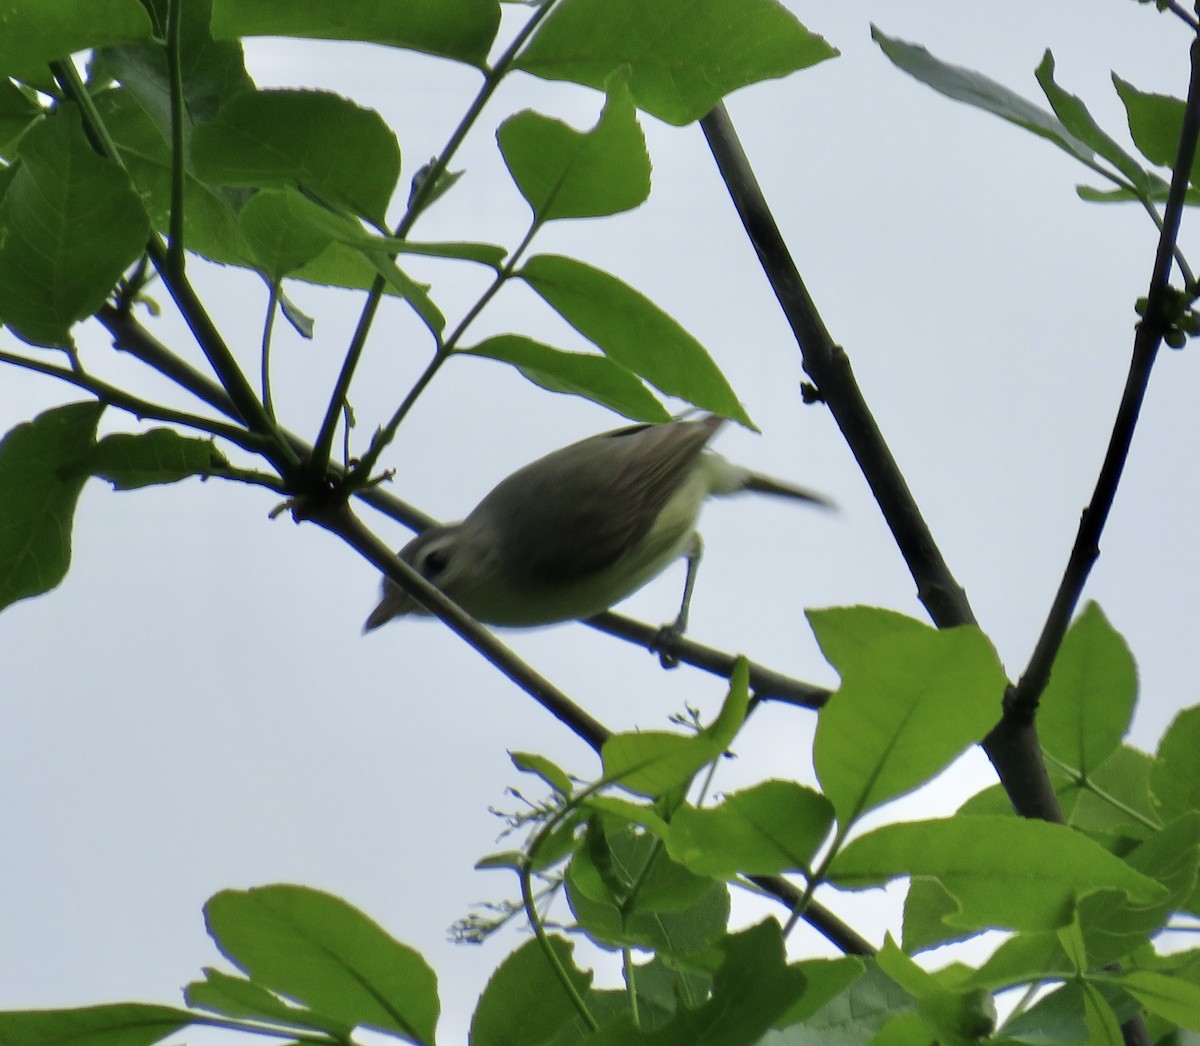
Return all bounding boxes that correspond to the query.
[1007,30,1200,721]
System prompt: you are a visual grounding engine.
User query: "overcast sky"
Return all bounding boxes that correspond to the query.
[1,2,1194,1042]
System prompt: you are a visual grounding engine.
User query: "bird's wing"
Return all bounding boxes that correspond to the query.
[471,415,723,582]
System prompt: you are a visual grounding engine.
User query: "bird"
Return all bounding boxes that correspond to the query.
[363,413,831,660]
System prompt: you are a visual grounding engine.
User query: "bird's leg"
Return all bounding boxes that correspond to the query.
[651,532,703,669]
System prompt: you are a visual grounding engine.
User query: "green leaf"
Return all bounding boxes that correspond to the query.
[520,254,750,424]
[471,936,593,1046]
[96,88,255,268]
[96,0,255,137]
[876,937,996,1045]
[771,957,865,1029]
[510,751,574,796]
[0,78,43,156]
[903,878,979,954]
[579,920,807,1044]
[191,90,400,226]
[185,967,352,1037]
[1080,981,1125,1046]
[666,780,834,878]
[965,931,1072,992]
[1113,75,1200,184]
[0,1003,190,1046]
[203,885,438,1043]
[83,430,231,490]
[601,663,747,797]
[566,820,729,954]
[809,607,1006,828]
[209,0,499,67]
[237,189,341,280]
[498,68,650,220]
[0,402,103,613]
[0,107,150,347]
[0,0,152,77]
[1034,53,1154,197]
[1038,603,1137,775]
[764,961,914,1044]
[871,28,1095,167]
[1116,970,1200,1031]
[515,0,836,126]
[828,816,1167,932]
[460,336,669,422]
[1152,706,1200,823]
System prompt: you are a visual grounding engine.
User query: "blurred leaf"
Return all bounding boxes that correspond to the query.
[237,189,343,279]
[1152,706,1200,823]
[1115,970,1200,1032]
[461,336,668,422]
[210,0,499,67]
[762,961,914,1045]
[903,878,980,954]
[579,921,806,1044]
[0,0,152,77]
[872,28,1095,167]
[520,254,751,424]
[0,107,149,347]
[1080,981,1125,1046]
[498,68,649,220]
[204,885,438,1042]
[1038,603,1137,774]
[515,0,836,126]
[1113,75,1200,184]
[771,958,865,1029]
[185,967,352,1037]
[0,402,102,613]
[666,780,834,878]
[876,937,996,1044]
[83,430,231,490]
[192,89,400,225]
[471,936,592,1046]
[966,931,1072,992]
[809,607,1006,828]
[828,816,1167,932]
[1034,52,1154,197]
[510,751,574,796]
[0,1003,190,1046]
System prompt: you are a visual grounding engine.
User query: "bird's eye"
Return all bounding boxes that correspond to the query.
[422,547,450,578]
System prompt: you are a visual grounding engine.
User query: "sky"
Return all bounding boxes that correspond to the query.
[1,2,1196,1043]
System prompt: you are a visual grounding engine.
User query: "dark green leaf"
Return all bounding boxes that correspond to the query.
[770,958,864,1029]
[0,108,150,347]
[579,920,806,1045]
[0,0,152,77]
[0,79,42,156]
[828,816,1167,932]
[872,28,1095,166]
[185,967,352,1037]
[0,1003,189,1046]
[471,936,592,1046]
[1113,75,1200,184]
[237,189,338,279]
[203,885,438,1042]
[515,0,836,126]
[1038,603,1137,775]
[392,240,506,267]
[84,430,231,490]
[209,0,499,67]
[876,937,996,1044]
[1116,970,1200,1032]
[809,607,1006,828]
[498,69,650,220]
[96,0,255,137]
[1152,706,1200,823]
[665,780,834,878]
[903,877,980,954]
[460,335,670,422]
[1034,53,1154,197]
[96,88,255,268]
[520,254,750,424]
[192,90,400,225]
[0,402,103,613]
[761,961,914,1045]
